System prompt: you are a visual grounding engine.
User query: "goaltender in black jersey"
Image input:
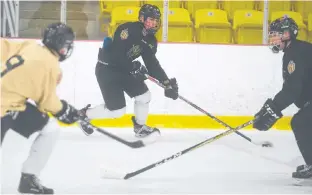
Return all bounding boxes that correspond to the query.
[252,16,312,179]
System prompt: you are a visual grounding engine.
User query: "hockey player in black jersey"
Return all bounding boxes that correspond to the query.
[78,4,179,139]
[252,16,312,179]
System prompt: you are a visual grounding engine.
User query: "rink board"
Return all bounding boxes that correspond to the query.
[57,114,292,130]
[7,39,295,131]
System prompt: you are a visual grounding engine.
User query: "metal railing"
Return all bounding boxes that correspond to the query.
[1,0,19,37]
[2,0,271,43]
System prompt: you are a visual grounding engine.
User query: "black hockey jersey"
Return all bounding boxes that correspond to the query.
[99,22,169,82]
[273,40,312,110]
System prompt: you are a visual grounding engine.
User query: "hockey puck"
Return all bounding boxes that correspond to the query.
[261,141,273,147]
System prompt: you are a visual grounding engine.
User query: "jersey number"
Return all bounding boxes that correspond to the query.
[1,55,25,77]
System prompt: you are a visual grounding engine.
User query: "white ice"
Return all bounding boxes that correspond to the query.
[1,127,311,194]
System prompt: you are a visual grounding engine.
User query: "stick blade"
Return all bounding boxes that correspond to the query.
[129,140,145,148]
[100,167,126,180]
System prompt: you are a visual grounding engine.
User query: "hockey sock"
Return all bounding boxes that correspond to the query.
[22,118,60,176]
[134,91,151,125]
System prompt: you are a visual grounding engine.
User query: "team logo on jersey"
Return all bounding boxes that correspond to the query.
[120,28,129,40]
[148,44,154,49]
[127,45,142,59]
[287,60,295,74]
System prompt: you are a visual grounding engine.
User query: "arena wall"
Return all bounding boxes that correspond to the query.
[11,39,299,130]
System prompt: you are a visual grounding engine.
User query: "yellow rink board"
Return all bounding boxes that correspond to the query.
[56,114,292,130]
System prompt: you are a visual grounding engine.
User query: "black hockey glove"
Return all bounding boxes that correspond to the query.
[253,98,283,131]
[130,61,148,81]
[53,100,80,124]
[163,78,179,100]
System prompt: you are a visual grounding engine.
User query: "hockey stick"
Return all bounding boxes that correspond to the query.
[94,127,145,149]
[145,74,273,147]
[79,120,145,149]
[101,118,256,180]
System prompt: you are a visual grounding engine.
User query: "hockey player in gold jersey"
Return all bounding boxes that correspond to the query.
[1,22,92,194]
[1,38,63,116]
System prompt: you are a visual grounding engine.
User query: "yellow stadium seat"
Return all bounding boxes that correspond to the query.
[195,9,232,44]
[156,8,193,42]
[258,1,292,20]
[233,10,263,44]
[99,0,141,14]
[309,13,312,43]
[294,1,312,23]
[184,1,220,19]
[223,1,256,21]
[271,11,308,41]
[99,0,141,33]
[109,6,141,37]
[144,0,181,8]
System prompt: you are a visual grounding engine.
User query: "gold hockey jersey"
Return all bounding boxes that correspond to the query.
[1,38,63,117]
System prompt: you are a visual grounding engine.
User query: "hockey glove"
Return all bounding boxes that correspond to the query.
[53,100,80,124]
[163,78,179,100]
[130,61,148,81]
[76,104,95,136]
[253,98,283,131]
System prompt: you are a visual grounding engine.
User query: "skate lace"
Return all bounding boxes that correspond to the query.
[136,125,154,134]
[32,176,44,190]
[302,165,312,172]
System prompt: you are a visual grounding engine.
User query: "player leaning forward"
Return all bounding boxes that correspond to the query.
[252,16,312,179]
[79,4,179,138]
[1,23,89,194]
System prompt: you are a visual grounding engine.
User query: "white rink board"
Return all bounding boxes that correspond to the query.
[7,39,300,116]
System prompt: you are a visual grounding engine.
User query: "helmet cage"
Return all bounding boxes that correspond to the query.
[139,4,161,35]
[268,16,298,53]
[268,31,289,53]
[42,22,75,62]
[142,16,161,35]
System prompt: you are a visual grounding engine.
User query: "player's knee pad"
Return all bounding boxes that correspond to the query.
[134,90,151,105]
[107,107,126,118]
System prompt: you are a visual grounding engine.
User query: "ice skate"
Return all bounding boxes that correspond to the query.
[296,164,306,172]
[132,116,160,143]
[18,173,54,194]
[292,164,312,179]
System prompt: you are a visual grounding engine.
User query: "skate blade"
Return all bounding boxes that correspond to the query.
[136,130,161,145]
[18,189,42,194]
[292,178,312,186]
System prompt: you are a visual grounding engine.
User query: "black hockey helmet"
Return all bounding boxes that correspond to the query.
[42,22,75,62]
[268,16,298,53]
[138,4,161,35]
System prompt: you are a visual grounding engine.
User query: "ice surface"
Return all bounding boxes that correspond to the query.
[1,127,311,194]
